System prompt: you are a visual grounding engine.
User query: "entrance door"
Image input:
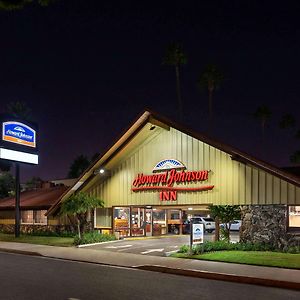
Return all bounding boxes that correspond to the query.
[131,207,145,237]
[145,208,152,236]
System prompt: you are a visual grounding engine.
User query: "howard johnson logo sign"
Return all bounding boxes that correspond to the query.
[2,121,36,148]
[131,159,214,201]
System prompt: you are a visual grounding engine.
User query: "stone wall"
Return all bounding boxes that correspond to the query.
[240,205,299,249]
[0,224,75,235]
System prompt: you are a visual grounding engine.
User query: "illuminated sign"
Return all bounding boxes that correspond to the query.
[192,223,204,245]
[153,159,185,172]
[2,121,36,148]
[132,160,214,201]
[0,148,38,165]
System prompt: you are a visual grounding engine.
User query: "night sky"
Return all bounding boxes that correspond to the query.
[1,0,300,182]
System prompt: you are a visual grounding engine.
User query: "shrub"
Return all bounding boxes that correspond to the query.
[27,230,75,238]
[74,231,116,246]
[178,244,190,253]
[177,241,290,255]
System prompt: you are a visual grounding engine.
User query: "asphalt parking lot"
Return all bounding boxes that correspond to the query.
[85,233,240,257]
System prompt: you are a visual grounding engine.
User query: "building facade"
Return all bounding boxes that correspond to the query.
[48,111,300,247]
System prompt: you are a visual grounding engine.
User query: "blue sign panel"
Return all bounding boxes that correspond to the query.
[2,121,36,148]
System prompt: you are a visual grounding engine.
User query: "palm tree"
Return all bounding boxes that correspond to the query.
[290,151,300,164]
[6,101,32,121]
[253,105,272,140]
[163,43,187,121]
[198,64,224,132]
[253,105,272,157]
[279,113,295,129]
[0,0,53,10]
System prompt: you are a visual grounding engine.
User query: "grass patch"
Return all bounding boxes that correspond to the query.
[172,251,300,269]
[0,233,74,247]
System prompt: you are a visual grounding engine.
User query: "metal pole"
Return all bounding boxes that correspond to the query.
[15,163,20,238]
[189,218,193,255]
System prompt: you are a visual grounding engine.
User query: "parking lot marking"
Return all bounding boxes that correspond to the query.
[141,248,164,254]
[105,244,133,249]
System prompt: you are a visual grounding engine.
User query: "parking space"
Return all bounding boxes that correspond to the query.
[86,232,240,257]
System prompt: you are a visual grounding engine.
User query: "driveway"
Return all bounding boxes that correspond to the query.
[86,232,240,257]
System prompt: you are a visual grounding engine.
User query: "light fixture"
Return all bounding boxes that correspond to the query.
[93,168,106,175]
[188,207,193,210]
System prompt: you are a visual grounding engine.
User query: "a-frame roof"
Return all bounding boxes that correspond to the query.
[47,110,300,215]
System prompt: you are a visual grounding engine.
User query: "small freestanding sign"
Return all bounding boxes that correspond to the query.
[189,219,204,254]
[192,223,204,245]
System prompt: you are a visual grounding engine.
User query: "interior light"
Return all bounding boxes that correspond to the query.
[99,169,105,174]
[188,207,193,210]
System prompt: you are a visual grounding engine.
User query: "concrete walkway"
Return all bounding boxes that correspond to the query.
[0,241,299,291]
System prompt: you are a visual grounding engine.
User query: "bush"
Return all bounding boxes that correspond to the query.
[74,231,116,246]
[27,230,75,238]
[178,241,289,255]
[178,244,190,253]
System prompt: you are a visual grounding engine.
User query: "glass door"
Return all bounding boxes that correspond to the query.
[131,207,145,237]
[145,208,152,236]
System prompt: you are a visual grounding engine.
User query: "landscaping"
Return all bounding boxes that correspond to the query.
[74,231,116,246]
[172,241,300,269]
[0,231,117,247]
[173,250,300,269]
[0,232,74,247]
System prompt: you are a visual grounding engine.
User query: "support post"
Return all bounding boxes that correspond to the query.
[15,163,20,237]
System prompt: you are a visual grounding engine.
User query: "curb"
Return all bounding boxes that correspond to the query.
[0,247,42,257]
[77,240,120,248]
[136,265,300,291]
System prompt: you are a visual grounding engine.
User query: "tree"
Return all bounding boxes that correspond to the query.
[6,101,32,121]
[0,160,12,172]
[25,176,43,190]
[0,172,15,199]
[59,192,104,238]
[279,113,295,129]
[209,205,241,242]
[163,42,187,121]
[198,64,224,132]
[0,0,54,10]
[253,105,272,140]
[68,155,90,179]
[290,151,300,164]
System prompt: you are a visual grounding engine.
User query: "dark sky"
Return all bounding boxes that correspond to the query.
[1,0,300,182]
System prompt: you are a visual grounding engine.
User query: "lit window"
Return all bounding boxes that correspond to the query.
[21,210,47,225]
[289,206,300,228]
[21,210,34,224]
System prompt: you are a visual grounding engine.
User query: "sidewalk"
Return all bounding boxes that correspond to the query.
[0,241,299,291]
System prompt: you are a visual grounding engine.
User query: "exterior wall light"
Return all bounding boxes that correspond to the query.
[93,168,106,175]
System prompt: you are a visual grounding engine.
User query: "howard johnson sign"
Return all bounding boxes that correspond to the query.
[131,159,214,201]
[0,116,38,165]
[2,121,36,148]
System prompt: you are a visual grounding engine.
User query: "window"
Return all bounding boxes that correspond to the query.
[289,206,300,229]
[113,207,130,237]
[95,208,112,228]
[21,210,33,224]
[21,210,47,225]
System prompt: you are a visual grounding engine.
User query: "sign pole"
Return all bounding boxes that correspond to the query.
[15,163,20,238]
[189,218,193,255]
